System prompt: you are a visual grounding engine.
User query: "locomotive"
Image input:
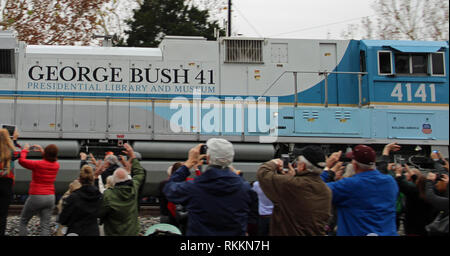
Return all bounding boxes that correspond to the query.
[0,30,448,197]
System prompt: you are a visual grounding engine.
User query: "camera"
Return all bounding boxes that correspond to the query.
[200,144,208,155]
[281,154,290,170]
[1,124,16,138]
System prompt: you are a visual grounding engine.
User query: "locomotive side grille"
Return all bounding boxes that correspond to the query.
[224,39,264,64]
[0,49,14,74]
[336,111,351,120]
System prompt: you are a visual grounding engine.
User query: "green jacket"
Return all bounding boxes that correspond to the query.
[99,158,145,236]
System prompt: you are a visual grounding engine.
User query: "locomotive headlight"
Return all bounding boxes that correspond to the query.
[273,112,279,117]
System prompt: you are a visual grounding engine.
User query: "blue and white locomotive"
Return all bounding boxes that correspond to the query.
[0,31,448,196]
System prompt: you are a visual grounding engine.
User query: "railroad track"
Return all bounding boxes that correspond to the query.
[8,205,161,217]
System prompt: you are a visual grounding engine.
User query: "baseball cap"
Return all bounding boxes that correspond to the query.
[293,145,326,168]
[347,145,376,165]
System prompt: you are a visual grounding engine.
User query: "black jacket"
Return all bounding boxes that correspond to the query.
[395,175,436,236]
[59,184,103,236]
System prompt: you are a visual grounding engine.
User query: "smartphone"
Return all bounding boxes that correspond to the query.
[433,150,439,153]
[1,124,16,138]
[281,154,290,170]
[200,144,208,155]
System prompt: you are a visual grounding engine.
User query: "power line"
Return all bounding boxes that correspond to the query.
[232,1,263,37]
[268,15,375,37]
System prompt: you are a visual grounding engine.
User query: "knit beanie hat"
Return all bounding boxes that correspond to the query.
[206,138,234,168]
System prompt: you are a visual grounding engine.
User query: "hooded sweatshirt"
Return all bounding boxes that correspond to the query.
[58,184,102,236]
[163,165,253,236]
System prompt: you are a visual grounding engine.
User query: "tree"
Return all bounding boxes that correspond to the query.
[125,0,225,47]
[341,0,449,41]
[0,0,110,45]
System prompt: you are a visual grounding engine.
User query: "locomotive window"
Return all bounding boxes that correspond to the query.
[411,54,427,74]
[394,53,429,75]
[431,52,445,75]
[378,51,392,75]
[0,49,14,75]
[395,54,410,74]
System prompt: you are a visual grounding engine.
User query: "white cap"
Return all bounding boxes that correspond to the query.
[206,138,234,168]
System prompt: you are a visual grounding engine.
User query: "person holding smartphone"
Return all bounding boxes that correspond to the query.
[257,145,332,236]
[18,143,60,236]
[0,128,21,236]
[163,138,255,236]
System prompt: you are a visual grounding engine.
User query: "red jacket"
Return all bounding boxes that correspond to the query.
[19,149,60,195]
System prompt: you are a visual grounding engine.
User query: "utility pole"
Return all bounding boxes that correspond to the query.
[228,0,232,37]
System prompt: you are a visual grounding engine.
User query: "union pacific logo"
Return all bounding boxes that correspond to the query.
[422,124,432,134]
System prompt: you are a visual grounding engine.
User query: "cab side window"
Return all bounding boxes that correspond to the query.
[431,52,445,76]
[0,49,15,75]
[378,51,392,75]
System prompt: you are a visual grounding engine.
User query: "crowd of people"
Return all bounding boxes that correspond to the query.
[0,126,448,236]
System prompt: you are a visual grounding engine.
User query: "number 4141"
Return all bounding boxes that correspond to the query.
[391,83,436,102]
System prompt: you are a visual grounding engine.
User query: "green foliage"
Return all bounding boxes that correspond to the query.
[125,0,225,47]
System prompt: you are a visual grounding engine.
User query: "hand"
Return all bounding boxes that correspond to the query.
[184,144,202,169]
[441,174,449,184]
[271,159,283,172]
[80,152,87,161]
[94,160,106,179]
[331,161,344,174]
[119,155,132,174]
[13,129,19,140]
[335,167,344,180]
[122,143,136,160]
[430,151,440,160]
[383,142,401,156]
[89,153,97,166]
[426,172,437,181]
[326,151,342,168]
[283,163,296,177]
[394,164,403,176]
[403,164,411,173]
[33,144,44,153]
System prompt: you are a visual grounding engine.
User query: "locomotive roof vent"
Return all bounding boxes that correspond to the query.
[224,38,264,64]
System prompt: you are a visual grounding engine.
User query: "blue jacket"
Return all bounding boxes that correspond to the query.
[163,165,252,236]
[322,170,399,236]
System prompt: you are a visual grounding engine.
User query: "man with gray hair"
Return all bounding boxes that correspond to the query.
[98,144,145,236]
[163,138,254,236]
[321,144,398,236]
[257,145,332,235]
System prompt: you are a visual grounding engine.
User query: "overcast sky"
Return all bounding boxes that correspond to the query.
[229,0,376,39]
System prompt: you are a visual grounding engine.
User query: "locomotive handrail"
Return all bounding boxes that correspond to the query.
[261,70,368,108]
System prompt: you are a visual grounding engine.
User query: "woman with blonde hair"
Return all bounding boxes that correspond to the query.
[58,165,102,236]
[0,128,20,236]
